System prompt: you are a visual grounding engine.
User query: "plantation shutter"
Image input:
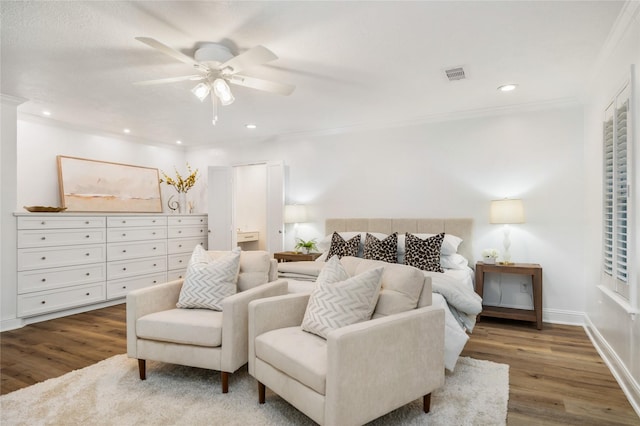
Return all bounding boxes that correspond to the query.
[602,83,630,299]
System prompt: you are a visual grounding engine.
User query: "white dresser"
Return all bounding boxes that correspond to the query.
[15,213,207,319]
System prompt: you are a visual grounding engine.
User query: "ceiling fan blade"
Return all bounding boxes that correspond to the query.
[219,45,278,75]
[135,37,205,70]
[133,75,204,86]
[229,74,295,96]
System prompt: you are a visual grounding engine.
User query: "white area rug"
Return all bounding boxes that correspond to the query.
[1,355,508,425]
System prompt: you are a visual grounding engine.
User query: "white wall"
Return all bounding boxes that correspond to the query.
[583,4,640,413]
[16,119,189,211]
[188,104,586,322]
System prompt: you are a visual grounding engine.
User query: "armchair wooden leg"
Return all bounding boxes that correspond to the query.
[221,371,229,393]
[138,359,146,380]
[423,393,432,413]
[258,381,266,404]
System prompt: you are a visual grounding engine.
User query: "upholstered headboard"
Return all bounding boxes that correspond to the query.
[325,218,474,266]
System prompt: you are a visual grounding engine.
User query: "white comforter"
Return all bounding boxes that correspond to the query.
[278,261,482,371]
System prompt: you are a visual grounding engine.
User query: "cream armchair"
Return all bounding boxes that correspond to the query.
[248,292,445,425]
[127,250,287,393]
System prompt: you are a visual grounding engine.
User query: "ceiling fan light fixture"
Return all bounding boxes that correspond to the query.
[191,82,210,102]
[213,78,235,106]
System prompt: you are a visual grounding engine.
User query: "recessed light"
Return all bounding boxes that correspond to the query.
[176,140,182,145]
[498,84,518,92]
[246,124,257,129]
[123,128,131,134]
[42,110,51,116]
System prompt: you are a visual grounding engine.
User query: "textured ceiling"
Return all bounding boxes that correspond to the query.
[1,1,625,147]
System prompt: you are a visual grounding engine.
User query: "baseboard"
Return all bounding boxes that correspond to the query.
[584,315,640,417]
[543,308,586,326]
[1,299,125,332]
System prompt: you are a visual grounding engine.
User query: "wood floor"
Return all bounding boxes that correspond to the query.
[1,304,638,425]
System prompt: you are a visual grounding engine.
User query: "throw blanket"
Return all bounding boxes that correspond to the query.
[424,269,482,332]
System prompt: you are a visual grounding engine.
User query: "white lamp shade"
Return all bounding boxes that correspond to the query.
[490,199,525,224]
[284,204,307,224]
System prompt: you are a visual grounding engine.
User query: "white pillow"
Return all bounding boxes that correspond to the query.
[440,253,469,270]
[302,256,383,339]
[398,233,462,256]
[176,246,240,311]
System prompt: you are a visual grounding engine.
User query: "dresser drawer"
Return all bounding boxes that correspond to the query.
[17,282,106,317]
[18,263,106,294]
[18,228,106,248]
[107,216,167,228]
[107,272,167,299]
[168,253,191,270]
[107,256,167,280]
[18,244,106,271]
[168,226,207,239]
[107,240,167,261]
[168,216,207,227]
[167,237,207,254]
[107,226,167,242]
[167,269,187,282]
[17,216,106,230]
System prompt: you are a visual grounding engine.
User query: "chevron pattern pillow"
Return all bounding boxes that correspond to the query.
[176,245,241,311]
[302,256,383,339]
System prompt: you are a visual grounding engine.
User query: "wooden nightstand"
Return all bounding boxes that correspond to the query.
[273,251,322,262]
[475,262,543,330]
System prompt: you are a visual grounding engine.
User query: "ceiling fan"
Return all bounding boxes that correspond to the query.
[133,37,295,125]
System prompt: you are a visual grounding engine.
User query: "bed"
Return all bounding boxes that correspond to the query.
[277,218,482,371]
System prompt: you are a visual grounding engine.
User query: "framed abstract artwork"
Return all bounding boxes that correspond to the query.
[57,156,162,212]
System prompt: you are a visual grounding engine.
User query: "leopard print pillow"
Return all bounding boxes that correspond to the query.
[363,232,398,263]
[325,232,361,260]
[404,232,444,272]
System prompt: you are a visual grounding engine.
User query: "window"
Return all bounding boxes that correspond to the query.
[602,82,631,299]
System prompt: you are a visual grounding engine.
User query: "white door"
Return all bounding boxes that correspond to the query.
[266,161,284,252]
[207,162,284,253]
[207,166,233,250]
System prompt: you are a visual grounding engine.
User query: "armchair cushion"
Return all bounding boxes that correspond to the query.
[137,308,223,347]
[255,326,327,394]
[176,246,240,311]
[302,257,383,339]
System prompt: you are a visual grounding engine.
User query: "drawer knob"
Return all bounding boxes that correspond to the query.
[41,300,46,304]
[122,286,127,289]
[122,267,127,271]
[153,263,157,267]
[179,260,183,263]
[153,280,157,284]
[86,292,90,296]
[41,221,46,225]
[41,256,46,260]
[122,249,127,253]
[41,278,46,282]
[85,221,90,224]
[152,220,156,223]
[85,235,90,238]
[153,247,157,250]
[178,244,183,248]
[122,220,126,224]
[122,233,126,237]
[85,253,90,256]
[178,230,182,234]
[41,236,46,240]
[178,219,182,223]
[86,272,90,276]
[152,232,156,235]
[200,230,203,233]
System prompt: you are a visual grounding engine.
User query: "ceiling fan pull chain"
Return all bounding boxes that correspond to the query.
[212,94,218,126]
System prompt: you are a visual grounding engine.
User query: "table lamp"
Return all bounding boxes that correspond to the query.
[490,198,525,264]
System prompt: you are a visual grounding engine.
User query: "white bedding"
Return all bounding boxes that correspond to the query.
[278,261,481,371]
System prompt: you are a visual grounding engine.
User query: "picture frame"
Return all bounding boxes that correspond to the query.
[57,155,163,212]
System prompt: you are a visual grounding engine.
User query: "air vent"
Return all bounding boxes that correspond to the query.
[445,67,466,81]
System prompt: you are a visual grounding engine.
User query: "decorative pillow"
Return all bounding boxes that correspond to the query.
[397,233,462,256]
[363,232,398,263]
[318,232,387,256]
[325,232,361,260]
[403,232,444,273]
[302,259,383,339]
[176,246,241,311]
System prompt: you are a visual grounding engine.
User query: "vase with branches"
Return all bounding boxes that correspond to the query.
[159,163,199,213]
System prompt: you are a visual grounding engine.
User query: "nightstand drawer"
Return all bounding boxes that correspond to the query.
[237,231,259,242]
